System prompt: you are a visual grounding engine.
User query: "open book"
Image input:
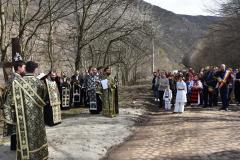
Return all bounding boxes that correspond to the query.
[101,79,108,89]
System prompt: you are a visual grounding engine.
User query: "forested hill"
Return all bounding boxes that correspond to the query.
[181,15,221,30]
[0,0,221,84]
[136,0,220,70]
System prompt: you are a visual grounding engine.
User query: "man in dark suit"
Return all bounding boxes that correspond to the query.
[202,66,217,107]
[215,64,232,111]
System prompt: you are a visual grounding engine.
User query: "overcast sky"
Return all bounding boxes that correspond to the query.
[144,0,218,16]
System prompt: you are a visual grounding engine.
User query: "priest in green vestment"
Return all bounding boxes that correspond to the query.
[3,61,48,160]
[101,66,117,118]
[2,61,26,150]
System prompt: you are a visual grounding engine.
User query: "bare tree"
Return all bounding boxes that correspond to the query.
[190,0,240,69]
[69,0,133,71]
[0,0,157,84]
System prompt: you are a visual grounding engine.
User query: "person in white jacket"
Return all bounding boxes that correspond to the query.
[163,85,172,111]
[174,74,187,113]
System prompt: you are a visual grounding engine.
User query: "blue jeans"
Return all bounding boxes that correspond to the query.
[220,86,229,108]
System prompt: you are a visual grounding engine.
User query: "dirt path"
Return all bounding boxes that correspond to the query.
[0,84,150,160]
[105,103,240,160]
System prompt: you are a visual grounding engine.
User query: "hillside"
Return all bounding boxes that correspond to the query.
[0,0,220,84]
[136,0,220,70]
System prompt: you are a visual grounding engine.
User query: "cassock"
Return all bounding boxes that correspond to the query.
[44,77,62,126]
[96,74,103,113]
[3,73,48,160]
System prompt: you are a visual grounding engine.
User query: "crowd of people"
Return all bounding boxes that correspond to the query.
[39,66,119,116]
[0,57,119,160]
[152,64,238,113]
[1,55,239,160]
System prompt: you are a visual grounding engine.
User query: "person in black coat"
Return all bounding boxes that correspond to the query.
[152,72,158,101]
[41,70,62,126]
[202,66,217,107]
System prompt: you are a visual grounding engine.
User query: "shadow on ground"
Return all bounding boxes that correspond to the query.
[0,144,15,159]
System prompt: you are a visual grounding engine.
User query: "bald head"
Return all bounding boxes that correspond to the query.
[220,64,226,71]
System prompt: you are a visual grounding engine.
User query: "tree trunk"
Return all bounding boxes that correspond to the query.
[18,0,29,58]
[74,0,83,71]
[47,0,54,70]
[132,64,137,85]
[124,66,129,85]
[89,45,94,65]
[0,0,6,62]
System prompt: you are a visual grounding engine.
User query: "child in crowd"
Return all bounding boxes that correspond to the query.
[163,85,172,111]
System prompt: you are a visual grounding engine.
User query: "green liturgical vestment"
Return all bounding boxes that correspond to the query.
[3,73,48,160]
[101,75,116,118]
